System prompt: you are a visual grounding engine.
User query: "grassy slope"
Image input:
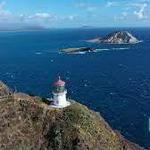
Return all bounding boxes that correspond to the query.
[0,83,144,150]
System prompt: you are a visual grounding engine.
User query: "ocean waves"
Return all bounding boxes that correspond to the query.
[64,47,130,55]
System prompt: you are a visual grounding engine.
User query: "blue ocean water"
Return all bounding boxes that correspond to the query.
[0,28,150,149]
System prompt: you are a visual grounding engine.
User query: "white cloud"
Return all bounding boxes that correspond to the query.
[0,1,12,21]
[28,13,57,21]
[0,0,150,28]
[106,1,117,7]
[67,15,77,21]
[133,3,147,19]
[125,1,149,18]
[75,2,97,12]
[114,11,129,21]
[0,1,5,10]
[59,14,79,22]
[122,12,128,17]
[0,1,58,25]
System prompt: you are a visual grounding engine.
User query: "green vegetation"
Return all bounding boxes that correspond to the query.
[0,81,144,150]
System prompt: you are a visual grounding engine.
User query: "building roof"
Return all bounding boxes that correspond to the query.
[54,77,65,86]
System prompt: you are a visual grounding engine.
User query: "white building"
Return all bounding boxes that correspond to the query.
[51,77,70,108]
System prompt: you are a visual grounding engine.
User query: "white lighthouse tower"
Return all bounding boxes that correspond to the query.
[51,77,70,108]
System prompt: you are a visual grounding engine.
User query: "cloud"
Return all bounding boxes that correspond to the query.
[0,1,58,25]
[115,1,149,22]
[28,13,57,20]
[0,2,58,25]
[114,10,130,21]
[0,1,76,26]
[0,1,12,21]
[25,12,58,25]
[122,12,128,17]
[67,15,78,21]
[106,1,117,7]
[0,1,5,10]
[133,3,147,19]
[124,1,149,20]
[0,0,150,28]
[114,13,127,21]
[75,2,97,12]
[58,14,79,23]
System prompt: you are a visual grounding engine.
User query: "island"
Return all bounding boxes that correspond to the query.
[0,81,145,150]
[86,31,140,44]
[60,47,95,54]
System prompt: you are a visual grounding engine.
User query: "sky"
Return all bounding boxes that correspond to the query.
[0,0,150,28]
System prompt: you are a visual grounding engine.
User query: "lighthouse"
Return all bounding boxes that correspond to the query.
[51,77,70,108]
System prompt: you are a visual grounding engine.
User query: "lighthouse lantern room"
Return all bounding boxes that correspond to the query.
[51,76,70,108]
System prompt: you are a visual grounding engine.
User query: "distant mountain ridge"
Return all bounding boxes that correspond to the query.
[0,23,47,31]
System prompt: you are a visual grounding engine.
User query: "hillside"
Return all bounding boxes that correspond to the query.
[86,31,140,44]
[0,81,145,150]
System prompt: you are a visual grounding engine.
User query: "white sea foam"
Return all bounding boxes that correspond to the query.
[94,47,130,52]
[61,47,131,55]
[50,59,54,63]
[68,51,87,55]
[93,49,110,52]
[76,51,86,54]
[112,47,130,50]
[35,52,42,55]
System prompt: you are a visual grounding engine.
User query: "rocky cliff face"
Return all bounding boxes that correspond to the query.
[0,81,145,150]
[87,31,140,44]
[0,81,12,99]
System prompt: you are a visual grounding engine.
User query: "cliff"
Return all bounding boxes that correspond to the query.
[86,31,140,44]
[0,81,145,150]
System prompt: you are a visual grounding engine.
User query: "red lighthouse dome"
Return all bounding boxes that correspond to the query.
[54,76,65,86]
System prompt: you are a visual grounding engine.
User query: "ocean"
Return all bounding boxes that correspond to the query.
[0,28,150,149]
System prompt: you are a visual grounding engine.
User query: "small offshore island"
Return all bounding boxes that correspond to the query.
[61,31,140,54]
[0,81,145,150]
[86,31,140,44]
[61,47,95,54]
